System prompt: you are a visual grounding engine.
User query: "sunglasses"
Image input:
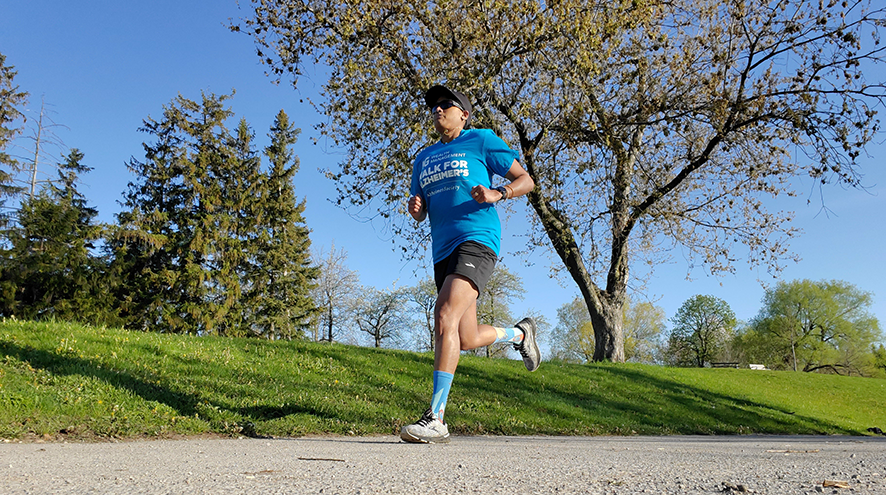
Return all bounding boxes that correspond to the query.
[430,100,464,112]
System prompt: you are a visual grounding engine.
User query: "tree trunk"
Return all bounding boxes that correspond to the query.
[525,183,627,362]
[507,103,633,363]
[29,99,45,198]
[589,295,626,362]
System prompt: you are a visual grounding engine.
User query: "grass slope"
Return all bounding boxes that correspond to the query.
[1,320,884,441]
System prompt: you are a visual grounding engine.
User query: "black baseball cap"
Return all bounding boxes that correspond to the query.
[425,84,472,128]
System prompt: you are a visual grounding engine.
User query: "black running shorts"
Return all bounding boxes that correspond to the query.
[433,241,498,295]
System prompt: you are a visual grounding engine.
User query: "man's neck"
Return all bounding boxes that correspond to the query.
[440,128,463,144]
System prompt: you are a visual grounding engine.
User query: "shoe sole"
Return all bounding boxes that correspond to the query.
[519,318,540,372]
[400,430,451,444]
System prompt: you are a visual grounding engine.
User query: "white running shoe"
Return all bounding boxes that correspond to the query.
[400,408,450,444]
[514,317,541,372]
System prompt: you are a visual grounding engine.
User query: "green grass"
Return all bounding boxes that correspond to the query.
[1,319,884,441]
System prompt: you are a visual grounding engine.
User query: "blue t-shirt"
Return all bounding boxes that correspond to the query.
[410,128,519,263]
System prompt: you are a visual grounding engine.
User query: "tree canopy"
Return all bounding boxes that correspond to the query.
[236,0,883,361]
[623,299,667,364]
[744,279,882,375]
[668,294,737,367]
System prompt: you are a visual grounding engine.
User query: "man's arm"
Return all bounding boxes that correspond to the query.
[470,159,535,203]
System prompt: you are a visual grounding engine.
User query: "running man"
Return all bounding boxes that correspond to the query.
[400,84,540,444]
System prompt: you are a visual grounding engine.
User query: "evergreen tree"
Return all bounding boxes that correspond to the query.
[113,94,318,335]
[241,110,319,338]
[0,149,112,323]
[0,53,28,230]
[206,118,263,337]
[113,92,237,334]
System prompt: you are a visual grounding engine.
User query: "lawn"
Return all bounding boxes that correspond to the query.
[1,319,883,441]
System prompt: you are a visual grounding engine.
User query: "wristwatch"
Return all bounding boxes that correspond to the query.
[493,186,509,202]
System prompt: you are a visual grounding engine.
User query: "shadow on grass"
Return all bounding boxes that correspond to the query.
[454,360,860,435]
[0,340,355,435]
[0,340,202,417]
[232,343,434,427]
[596,365,856,434]
[2,331,861,437]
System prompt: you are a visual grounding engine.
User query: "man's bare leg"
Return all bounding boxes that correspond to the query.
[433,275,496,374]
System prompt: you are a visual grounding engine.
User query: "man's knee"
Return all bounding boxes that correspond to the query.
[434,303,460,329]
[434,315,458,341]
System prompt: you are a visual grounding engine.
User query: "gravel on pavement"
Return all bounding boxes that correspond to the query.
[1,434,884,494]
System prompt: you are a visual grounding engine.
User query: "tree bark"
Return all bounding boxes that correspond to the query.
[589,294,625,362]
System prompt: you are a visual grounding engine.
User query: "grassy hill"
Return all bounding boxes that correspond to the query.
[1,319,884,441]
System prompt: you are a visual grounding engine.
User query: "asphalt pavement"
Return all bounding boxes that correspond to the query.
[1,434,884,494]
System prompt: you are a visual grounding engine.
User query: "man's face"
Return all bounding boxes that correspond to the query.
[431,97,468,134]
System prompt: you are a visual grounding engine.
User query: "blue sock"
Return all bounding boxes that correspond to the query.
[493,326,524,344]
[430,370,454,420]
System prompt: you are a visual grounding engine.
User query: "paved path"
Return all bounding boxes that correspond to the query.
[1,435,884,494]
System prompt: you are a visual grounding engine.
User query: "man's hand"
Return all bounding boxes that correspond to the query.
[470,185,504,203]
[408,195,427,221]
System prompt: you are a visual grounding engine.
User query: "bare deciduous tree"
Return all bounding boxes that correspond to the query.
[311,242,360,342]
[407,277,437,351]
[353,285,410,348]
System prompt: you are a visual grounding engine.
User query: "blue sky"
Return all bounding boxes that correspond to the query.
[3,1,885,338]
